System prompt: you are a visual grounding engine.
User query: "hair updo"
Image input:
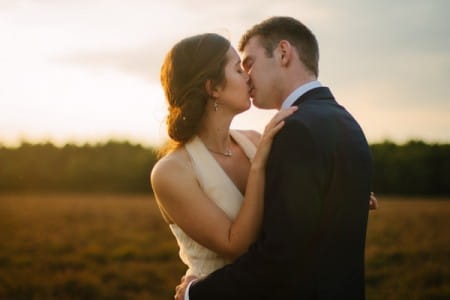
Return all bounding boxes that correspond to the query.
[160,33,230,150]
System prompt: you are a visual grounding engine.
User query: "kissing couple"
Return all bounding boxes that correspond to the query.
[152,16,377,300]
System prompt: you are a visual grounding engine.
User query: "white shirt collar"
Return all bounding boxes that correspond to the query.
[281,80,322,109]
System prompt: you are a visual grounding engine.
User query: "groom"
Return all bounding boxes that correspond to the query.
[177,16,372,299]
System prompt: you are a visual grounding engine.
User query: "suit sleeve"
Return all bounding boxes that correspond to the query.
[189,119,328,299]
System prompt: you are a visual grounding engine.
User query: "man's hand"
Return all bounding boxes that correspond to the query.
[369,192,378,210]
[175,275,198,300]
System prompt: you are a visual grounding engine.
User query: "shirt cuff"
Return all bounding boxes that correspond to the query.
[184,279,198,300]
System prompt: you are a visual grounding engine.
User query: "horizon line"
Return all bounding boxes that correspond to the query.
[1,137,449,149]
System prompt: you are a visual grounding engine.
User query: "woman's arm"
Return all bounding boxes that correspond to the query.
[151,107,297,260]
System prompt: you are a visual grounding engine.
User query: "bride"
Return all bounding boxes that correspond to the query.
[150,33,377,283]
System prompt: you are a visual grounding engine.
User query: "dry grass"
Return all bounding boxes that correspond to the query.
[0,194,449,299]
[365,197,450,299]
[0,194,184,299]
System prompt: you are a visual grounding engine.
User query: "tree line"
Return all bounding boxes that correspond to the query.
[0,140,449,196]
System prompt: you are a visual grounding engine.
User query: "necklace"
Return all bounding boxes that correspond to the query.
[206,147,233,157]
[200,134,234,157]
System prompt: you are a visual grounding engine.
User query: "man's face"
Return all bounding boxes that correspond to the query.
[242,36,282,109]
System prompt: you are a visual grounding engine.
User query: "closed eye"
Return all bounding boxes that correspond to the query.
[235,60,245,74]
[242,59,253,72]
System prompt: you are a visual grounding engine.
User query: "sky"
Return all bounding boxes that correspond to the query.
[1,0,449,147]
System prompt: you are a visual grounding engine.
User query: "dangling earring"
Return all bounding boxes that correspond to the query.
[213,101,219,112]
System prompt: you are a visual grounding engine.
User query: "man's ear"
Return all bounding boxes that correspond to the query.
[277,40,293,67]
[205,80,220,99]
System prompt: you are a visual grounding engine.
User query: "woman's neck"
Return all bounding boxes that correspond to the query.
[197,111,234,152]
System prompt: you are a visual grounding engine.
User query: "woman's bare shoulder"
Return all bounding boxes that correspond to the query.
[150,148,193,190]
[236,129,261,146]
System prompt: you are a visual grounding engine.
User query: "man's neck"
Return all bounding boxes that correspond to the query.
[284,76,317,99]
[279,80,322,110]
[275,71,317,109]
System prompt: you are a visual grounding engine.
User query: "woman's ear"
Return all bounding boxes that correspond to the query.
[205,80,220,99]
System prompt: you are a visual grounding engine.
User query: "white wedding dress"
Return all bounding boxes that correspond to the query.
[169,130,256,277]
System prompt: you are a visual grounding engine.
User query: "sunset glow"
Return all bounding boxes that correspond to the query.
[1,0,449,147]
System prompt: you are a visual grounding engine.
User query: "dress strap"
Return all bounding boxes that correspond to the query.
[230,130,256,161]
[184,135,244,218]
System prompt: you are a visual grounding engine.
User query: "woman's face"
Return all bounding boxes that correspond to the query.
[215,47,251,114]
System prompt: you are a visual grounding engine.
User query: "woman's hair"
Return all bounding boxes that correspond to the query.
[160,33,230,155]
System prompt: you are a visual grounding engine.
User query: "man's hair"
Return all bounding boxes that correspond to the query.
[239,16,319,77]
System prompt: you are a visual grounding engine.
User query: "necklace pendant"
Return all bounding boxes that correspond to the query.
[207,147,233,157]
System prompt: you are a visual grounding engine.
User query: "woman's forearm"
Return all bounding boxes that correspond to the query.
[225,163,265,260]
[220,108,297,260]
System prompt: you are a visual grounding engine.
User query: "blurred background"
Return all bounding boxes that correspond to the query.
[1,0,449,299]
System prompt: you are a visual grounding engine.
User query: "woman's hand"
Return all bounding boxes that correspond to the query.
[175,275,198,300]
[369,192,378,210]
[252,106,298,169]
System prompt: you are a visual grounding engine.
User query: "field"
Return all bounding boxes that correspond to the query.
[0,194,449,299]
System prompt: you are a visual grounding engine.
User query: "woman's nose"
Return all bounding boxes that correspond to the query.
[244,71,250,82]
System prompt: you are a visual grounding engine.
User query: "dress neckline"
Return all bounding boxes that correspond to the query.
[194,130,253,197]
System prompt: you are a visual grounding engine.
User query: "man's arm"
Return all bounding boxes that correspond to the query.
[187,120,328,299]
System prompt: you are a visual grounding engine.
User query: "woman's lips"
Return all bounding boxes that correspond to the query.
[249,87,255,98]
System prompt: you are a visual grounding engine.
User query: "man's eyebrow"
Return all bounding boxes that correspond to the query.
[234,59,241,66]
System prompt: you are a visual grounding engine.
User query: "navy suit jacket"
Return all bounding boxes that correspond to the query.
[189,87,372,299]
